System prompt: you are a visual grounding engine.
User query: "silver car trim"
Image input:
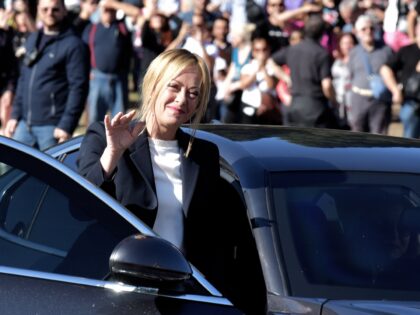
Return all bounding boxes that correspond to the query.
[0,137,224,298]
[49,141,82,160]
[0,266,232,306]
[190,265,222,296]
[157,292,233,306]
[0,228,66,257]
[0,266,141,291]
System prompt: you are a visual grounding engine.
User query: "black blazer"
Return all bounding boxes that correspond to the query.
[77,122,224,283]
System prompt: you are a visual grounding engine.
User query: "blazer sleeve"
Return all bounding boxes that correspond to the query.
[77,122,115,194]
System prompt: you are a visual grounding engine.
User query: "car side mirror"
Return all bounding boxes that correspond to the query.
[109,234,192,283]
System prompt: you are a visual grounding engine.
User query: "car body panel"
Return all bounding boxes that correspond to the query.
[0,270,240,315]
[6,124,420,314]
[196,125,420,175]
[323,300,420,315]
[0,136,239,315]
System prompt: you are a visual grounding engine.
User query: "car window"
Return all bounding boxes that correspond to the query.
[271,171,420,299]
[0,145,136,280]
[60,149,80,171]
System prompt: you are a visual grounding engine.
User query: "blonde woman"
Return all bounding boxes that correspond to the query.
[78,49,222,279]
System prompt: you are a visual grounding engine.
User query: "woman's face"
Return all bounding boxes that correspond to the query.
[212,19,228,41]
[266,0,285,15]
[339,34,355,56]
[15,12,28,31]
[150,14,164,31]
[153,66,201,133]
[252,39,270,62]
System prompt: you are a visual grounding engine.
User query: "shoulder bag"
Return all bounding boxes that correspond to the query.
[360,47,392,103]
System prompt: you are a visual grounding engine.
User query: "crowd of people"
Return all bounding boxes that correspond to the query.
[0,0,419,149]
[0,2,418,311]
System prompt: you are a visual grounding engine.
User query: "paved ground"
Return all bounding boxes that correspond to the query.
[388,104,403,138]
[388,120,403,137]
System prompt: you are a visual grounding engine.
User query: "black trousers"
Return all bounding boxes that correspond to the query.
[289,95,338,129]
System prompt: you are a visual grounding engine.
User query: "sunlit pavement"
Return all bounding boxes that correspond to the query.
[388,121,403,137]
[388,103,403,138]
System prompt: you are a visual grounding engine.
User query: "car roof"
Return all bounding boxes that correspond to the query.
[49,124,420,176]
[194,124,420,174]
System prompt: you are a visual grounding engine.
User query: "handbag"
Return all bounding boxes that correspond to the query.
[369,74,391,101]
[360,47,392,103]
[404,72,420,102]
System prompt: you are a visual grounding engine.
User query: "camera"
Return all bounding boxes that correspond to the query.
[23,49,40,67]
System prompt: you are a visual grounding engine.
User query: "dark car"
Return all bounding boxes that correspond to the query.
[2,124,420,314]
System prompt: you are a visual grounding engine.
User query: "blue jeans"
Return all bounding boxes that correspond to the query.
[13,120,57,150]
[88,69,128,124]
[399,99,420,138]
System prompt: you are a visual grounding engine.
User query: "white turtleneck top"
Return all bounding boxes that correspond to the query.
[148,137,184,250]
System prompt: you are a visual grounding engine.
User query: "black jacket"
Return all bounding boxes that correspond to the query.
[11,25,90,134]
[0,28,18,93]
[77,122,226,285]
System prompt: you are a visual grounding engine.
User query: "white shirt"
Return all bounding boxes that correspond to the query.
[148,138,184,250]
[241,59,275,115]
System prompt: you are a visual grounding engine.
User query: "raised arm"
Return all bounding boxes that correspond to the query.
[100,0,142,19]
[100,110,145,178]
[271,3,321,27]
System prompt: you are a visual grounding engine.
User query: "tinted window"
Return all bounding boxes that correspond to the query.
[60,149,80,171]
[271,171,420,299]
[0,145,136,279]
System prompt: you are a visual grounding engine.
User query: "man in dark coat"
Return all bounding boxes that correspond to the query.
[5,0,89,150]
[270,13,338,128]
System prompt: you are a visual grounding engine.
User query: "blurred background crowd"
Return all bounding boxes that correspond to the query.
[0,0,419,147]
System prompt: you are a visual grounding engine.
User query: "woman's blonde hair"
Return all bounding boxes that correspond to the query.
[230,23,256,43]
[136,49,211,156]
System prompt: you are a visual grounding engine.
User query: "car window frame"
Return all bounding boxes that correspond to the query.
[0,136,229,303]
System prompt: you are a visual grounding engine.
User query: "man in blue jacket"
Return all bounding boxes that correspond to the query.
[5,0,90,150]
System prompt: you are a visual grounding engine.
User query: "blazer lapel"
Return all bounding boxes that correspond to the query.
[128,129,199,217]
[129,132,157,196]
[177,130,199,217]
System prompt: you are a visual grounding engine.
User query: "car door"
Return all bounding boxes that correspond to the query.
[0,137,242,315]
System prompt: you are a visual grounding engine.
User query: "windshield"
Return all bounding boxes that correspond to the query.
[271,171,420,299]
